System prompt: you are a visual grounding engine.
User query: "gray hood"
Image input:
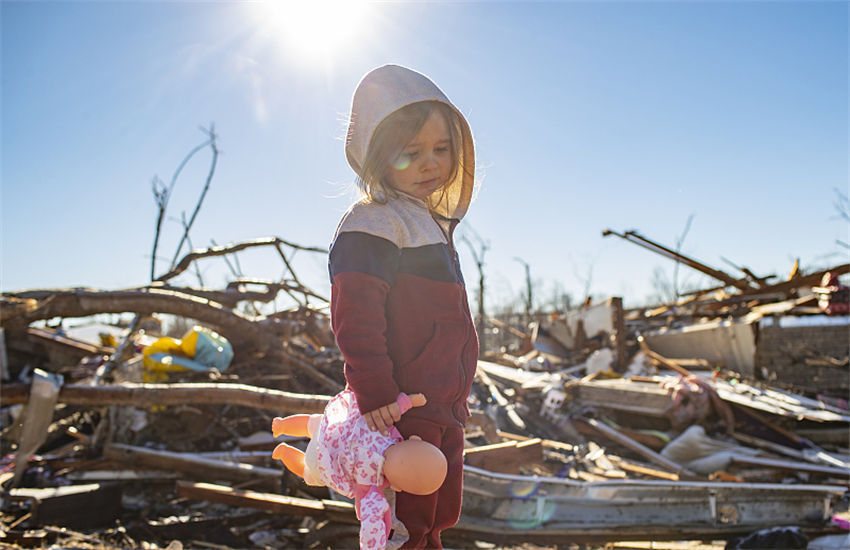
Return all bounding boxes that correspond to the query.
[345,64,475,221]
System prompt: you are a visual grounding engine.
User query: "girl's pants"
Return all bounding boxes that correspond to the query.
[395,416,465,549]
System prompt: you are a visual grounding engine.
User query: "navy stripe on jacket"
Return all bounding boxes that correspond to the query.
[329,231,461,285]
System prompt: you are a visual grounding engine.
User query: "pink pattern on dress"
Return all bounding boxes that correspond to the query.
[311,389,409,550]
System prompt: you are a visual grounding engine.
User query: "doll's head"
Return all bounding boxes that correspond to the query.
[271,392,446,494]
[382,436,447,495]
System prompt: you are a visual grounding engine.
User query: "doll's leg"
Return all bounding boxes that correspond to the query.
[272,442,306,478]
[271,414,318,437]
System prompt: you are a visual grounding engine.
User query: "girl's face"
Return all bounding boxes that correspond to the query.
[386,110,452,200]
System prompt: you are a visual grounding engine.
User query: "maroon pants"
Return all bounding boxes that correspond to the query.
[394,416,465,549]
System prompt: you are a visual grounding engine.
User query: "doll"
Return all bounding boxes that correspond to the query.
[271,389,447,550]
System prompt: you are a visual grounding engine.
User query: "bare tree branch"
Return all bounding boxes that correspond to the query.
[459,225,489,357]
[672,213,695,300]
[150,135,214,281]
[168,125,220,271]
[155,237,326,284]
[513,257,532,323]
[834,187,850,224]
[181,212,205,287]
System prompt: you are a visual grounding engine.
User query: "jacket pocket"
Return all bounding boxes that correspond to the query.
[396,321,468,402]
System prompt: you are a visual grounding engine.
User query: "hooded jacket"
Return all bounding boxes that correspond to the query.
[329,65,478,427]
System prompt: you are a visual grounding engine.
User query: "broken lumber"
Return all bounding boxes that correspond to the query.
[104,444,281,485]
[607,455,680,481]
[477,369,526,431]
[9,483,122,530]
[176,481,356,524]
[570,378,672,417]
[573,417,697,478]
[1,382,330,414]
[464,439,543,474]
[642,348,694,378]
[602,229,754,292]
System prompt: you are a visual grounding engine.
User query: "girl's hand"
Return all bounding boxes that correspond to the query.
[364,403,399,435]
[363,393,426,435]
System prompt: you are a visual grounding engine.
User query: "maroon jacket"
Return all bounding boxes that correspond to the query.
[329,194,479,427]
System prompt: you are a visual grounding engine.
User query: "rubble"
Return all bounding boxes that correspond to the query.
[1,234,848,549]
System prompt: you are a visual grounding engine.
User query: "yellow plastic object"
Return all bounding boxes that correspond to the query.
[142,326,233,383]
[142,335,185,383]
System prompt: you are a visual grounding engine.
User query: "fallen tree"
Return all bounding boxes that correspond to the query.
[1,382,330,414]
[0,287,300,352]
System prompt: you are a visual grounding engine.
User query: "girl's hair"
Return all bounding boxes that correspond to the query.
[356,101,463,207]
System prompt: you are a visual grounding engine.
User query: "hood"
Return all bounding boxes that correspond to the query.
[345,64,476,221]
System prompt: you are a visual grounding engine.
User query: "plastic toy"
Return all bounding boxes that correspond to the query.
[271,389,447,550]
[142,326,232,382]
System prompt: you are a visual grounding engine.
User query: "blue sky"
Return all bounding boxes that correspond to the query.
[2,1,847,312]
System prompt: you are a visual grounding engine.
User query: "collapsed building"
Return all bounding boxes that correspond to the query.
[0,232,847,549]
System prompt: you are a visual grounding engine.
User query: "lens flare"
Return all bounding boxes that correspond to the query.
[391,153,411,171]
[507,498,556,530]
[509,479,540,499]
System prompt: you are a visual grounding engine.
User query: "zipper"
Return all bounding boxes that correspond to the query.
[435,215,462,280]
[445,217,476,422]
[430,212,476,423]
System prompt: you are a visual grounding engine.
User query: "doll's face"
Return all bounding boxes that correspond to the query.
[386,110,452,200]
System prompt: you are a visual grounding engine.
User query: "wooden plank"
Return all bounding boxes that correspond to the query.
[642,348,694,378]
[104,444,282,485]
[572,380,672,417]
[176,481,356,524]
[607,456,680,481]
[464,439,543,474]
[10,483,122,530]
[573,417,696,478]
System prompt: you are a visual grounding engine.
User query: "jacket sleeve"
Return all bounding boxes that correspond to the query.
[329,229,401,414]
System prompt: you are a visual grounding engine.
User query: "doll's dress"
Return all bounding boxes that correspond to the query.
[303,389,413,550]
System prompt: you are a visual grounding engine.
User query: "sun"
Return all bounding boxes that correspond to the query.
[255,0,371,63]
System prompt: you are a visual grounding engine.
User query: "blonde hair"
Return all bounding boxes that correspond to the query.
[356,101,464,208]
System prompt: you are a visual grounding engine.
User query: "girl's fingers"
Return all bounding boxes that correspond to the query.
[389,403,401,423]
[368,409,388,435]
[378,407,395,433]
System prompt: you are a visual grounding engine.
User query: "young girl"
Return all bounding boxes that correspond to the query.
[329,64,479,548]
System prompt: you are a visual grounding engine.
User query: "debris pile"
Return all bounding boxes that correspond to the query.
[1,234,848,550]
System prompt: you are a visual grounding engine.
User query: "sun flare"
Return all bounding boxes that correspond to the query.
[256,0,371,63]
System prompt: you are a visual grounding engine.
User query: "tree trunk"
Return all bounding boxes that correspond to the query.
[1,382,330,413]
